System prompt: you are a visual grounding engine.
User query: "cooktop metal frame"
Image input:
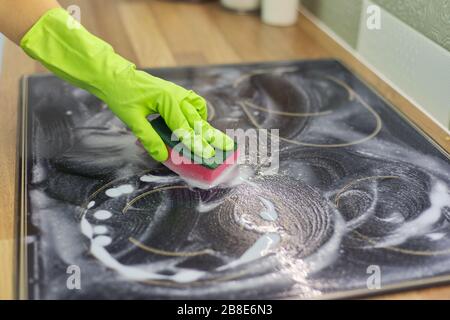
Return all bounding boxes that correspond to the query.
[15,59,450,300]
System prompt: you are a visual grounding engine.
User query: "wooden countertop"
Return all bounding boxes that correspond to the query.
[1,0,449,300]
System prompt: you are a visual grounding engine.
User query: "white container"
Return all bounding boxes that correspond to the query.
[221,0,260,12]
[262,0,299,26]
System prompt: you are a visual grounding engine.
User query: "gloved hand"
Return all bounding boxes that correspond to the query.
[20,8,234,162]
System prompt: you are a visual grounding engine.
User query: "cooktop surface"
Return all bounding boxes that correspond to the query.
[17,60,450,299]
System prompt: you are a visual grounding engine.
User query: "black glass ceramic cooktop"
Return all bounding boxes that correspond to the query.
[17,60,450,299]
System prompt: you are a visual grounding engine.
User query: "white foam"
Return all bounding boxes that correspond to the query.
[169,270,207,283]
[93,235,112,247]
[381,211,405,224]
[105,184,134,198]
[173,164,241,190]
[93,225,108,234]
[197,201,223,213]
[219,233,281,270]
[303,211,347,273]
[427,233,446,241]
[226,166,257,188]
[140,174,180,184]
[258,197,278,221]
[31,164,46,184]
[374,181,450,248]
[80,212,207,283]
[93,210,112,220]
[80,216,94,238]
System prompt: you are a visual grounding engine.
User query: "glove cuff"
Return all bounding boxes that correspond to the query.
[20,8,135,103]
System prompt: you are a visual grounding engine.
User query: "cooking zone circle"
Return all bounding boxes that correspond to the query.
[80,171,337,291]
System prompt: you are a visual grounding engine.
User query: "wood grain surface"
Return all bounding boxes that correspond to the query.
[0,0,449,300]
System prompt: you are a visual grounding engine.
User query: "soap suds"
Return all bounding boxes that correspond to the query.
[93,225,108,234]
[373,181,450,248]
[105,184,134,198]
[140,174,181,184]
[93,210,112,220]
[258,196,278,221]
[80,212,207,283]
[219,233,281,270]
[93,235,112,247]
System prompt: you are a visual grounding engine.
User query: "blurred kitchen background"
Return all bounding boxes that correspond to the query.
[302,0,450,130]
[191,0,450,128]
[0,0,449,129]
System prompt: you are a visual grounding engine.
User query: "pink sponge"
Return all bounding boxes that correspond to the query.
[163,145,240,187]
[139,116,239,187]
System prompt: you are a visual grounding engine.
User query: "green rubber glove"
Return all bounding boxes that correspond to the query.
[20,8,234,162]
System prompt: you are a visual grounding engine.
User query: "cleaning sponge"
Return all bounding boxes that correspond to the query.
[148,116,239,187]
